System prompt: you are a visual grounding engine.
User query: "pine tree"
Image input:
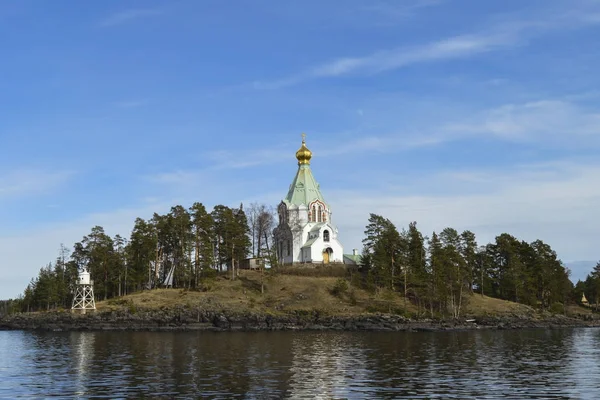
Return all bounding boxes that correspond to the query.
[189,202,214,287]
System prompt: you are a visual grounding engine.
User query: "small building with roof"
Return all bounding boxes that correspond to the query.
[343,249,362,265]
[273,134,344,264]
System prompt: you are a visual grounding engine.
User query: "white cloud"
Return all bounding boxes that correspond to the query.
[3,158,599,299]
[445,100,600,144]
[252,1,600,89]
[0,200,174,299]
[328,160,600,282]
[254,32,513,89]
[0,169,74,201]
[98,9,161,27]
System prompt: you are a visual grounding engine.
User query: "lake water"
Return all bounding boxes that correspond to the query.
[1,328,600,399]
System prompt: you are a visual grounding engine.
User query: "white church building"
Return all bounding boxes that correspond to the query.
[274,134,344,264]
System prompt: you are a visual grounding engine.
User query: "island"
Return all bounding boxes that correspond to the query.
[2,268,599,332]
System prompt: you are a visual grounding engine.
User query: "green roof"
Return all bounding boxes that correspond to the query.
[284,164,327,207]
[301,237,318,248]
[343,254,362,264]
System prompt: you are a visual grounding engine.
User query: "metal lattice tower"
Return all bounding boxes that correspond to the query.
[71,271,96,314]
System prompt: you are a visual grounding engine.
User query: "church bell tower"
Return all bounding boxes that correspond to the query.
[273,134,344,264]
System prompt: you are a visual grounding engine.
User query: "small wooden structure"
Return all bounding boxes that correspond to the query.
[71,271,96,314]
[240,257,266,270]
[581,293,590,306]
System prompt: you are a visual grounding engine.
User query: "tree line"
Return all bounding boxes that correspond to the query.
[11,202,275,312]
[3,206,598,319]
[358,213,594,318]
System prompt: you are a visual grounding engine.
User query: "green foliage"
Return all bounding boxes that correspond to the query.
[330,278,349,297]
[354,214,580,319]
[0,298,22,317]
[128,301,137,314]
[14,197,589,321]
[17,200,258,312]
[549,302,564,314]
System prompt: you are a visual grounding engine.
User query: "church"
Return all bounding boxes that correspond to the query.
[274,134,345,264]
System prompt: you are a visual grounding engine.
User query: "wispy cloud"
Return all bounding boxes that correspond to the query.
[252,2,600,89]
[192,133,443,171]
[0,200,172,298]
[445,99,600,144]
[252,32,511,90]
[98,9,161,27]
[0,169,74,201]
[183,95,600,174]
[203,146,293,170]
[328,160,600,282]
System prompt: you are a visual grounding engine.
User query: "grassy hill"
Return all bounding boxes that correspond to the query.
[3,269,597,332]
[97,269,578,320]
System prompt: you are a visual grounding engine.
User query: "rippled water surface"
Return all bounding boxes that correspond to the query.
[1,328,600,398]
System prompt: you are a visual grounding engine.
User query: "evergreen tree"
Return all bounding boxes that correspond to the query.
[362,214,406,291]
[127,218,158,291]
[82,226,116,300]
[190,202,214,287]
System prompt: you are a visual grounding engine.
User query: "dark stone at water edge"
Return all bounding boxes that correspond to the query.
[2,308,600,332]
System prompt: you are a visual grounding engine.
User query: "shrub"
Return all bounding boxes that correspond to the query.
[271,264,351,277]
[330,278,349,297]
[348,289,357,306]
[128,301,137,314]
[549,302,564,314]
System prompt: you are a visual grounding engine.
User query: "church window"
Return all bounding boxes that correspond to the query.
[312,205,316,222]
[322,212,327,222]
[318,206,322,222]
[324,230,330,242]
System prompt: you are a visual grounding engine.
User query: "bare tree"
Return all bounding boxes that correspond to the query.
[247,202,260,257]
[257,206,276,257]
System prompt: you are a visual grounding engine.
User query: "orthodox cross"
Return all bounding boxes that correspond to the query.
[301,132,306,143]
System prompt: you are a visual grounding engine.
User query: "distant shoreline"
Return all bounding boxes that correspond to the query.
[4,271,599,333]
[2,308,599,333]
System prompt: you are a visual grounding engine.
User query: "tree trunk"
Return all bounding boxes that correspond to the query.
[404,264,407,312]
[391,254,395,291]
[231,243,236,280]
[481,261,484,297]
[195,231,200,289]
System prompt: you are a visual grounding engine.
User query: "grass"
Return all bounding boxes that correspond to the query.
[465,294,536,317]
[97,270,583,320]
[98,270,418,317]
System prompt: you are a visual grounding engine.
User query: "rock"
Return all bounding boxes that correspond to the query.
[2,307,600,332]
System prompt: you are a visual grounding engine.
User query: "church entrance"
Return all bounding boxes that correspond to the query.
[322,248,333,264]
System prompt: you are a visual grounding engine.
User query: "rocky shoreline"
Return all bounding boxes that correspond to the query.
[2,307,599,332]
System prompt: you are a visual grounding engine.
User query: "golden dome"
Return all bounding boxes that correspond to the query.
[295,133,312,165]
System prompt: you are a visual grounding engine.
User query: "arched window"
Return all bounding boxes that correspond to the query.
[318,206,322,222]
[312,205,316,222]
[323,230,330,242]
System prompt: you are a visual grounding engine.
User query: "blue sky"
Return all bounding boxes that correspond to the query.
[1,0,600,298]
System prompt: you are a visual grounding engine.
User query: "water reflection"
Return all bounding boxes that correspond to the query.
[71,331,94,396]
[286,332,369,399]
[1,328,600,398]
